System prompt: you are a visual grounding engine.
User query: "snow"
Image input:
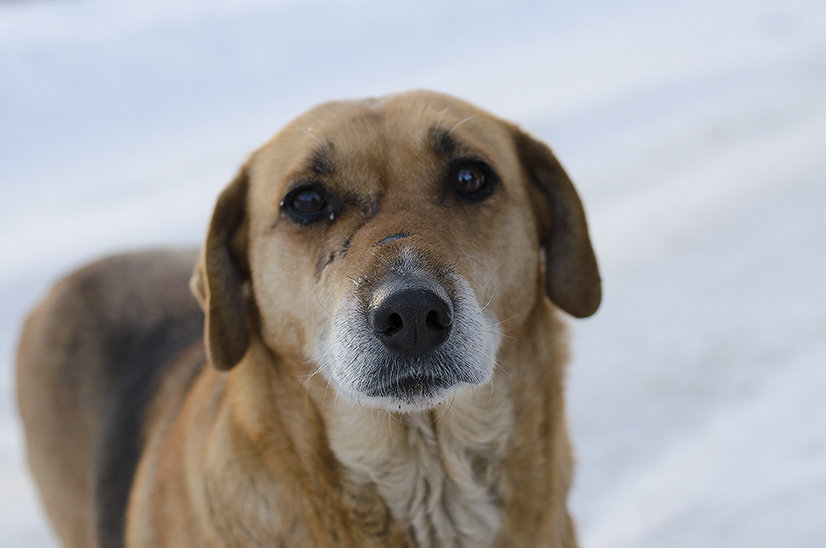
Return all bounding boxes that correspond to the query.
[1,0,825,545]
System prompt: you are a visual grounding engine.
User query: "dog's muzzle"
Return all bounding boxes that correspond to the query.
[323,258,499,412]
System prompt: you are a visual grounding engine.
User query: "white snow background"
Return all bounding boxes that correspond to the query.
[2,0,825,546]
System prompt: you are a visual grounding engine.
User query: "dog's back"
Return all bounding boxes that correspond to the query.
[16,249,204,547]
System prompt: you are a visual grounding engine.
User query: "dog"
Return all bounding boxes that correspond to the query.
[17,90,601,547]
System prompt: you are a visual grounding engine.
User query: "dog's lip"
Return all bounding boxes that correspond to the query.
[365,373,455,399]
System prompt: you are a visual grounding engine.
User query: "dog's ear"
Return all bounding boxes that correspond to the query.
[191,166,251,370]
[512,127,601,318]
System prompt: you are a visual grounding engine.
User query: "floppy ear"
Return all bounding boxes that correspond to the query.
[512,128,601,318]
[190,166,251,370]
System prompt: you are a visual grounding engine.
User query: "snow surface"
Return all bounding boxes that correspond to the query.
[2,0,825,546]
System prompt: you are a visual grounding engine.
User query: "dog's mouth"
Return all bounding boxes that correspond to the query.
[365,372,455,403]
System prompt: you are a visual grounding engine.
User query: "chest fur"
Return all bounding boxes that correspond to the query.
[327,390,513,547]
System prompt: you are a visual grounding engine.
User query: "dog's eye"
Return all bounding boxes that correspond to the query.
[451,161,496,201]
[291,188,326,213]
[281,184,333,224]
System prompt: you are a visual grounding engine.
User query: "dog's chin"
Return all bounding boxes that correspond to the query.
[362,374,467,412]
[349,375,482,413]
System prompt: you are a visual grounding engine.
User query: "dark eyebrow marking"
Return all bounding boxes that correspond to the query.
[429,127,457,155]
[307,142,335,175]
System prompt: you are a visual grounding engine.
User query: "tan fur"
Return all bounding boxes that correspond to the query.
[17,91,599,547]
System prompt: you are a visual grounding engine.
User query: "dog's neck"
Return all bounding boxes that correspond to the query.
[227,305,575,546]
[321,380,513,548]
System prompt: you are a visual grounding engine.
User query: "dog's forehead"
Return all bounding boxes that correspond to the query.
[253,92,516,191]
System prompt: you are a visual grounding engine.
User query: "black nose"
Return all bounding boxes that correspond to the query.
[369,285,453,356]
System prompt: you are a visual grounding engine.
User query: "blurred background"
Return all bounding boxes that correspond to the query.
[1,0,825,546]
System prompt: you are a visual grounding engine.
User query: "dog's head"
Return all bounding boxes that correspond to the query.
[192,91,600,411]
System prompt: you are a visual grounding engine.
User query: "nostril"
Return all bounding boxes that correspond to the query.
[426,308,452,330]
[384,313,403,336]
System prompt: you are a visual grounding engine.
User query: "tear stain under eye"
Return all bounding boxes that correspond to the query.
[374,231,411,247]
[340,234,354,255]
[319,233,355,272]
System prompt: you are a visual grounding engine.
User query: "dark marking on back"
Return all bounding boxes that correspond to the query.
[93,309,203,547]
[375,231,411,247]
[429,127,457,155]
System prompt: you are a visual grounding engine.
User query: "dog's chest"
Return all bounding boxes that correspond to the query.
[328,394,513,547]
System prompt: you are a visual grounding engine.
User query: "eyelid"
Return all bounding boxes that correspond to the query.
[282,179,325,201]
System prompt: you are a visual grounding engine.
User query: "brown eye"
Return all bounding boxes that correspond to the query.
[450,160,497,201]
[281,184,332,224]
[455,164,485,195]
[292,188,326,213]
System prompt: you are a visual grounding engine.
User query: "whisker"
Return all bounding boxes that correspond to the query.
[323,378,333,403]
[448,114,481,135]
[482,328,516,341]
[301,346,337,389]
[445,393,458,419]
[433,108,449,133]
[480,284,497,312]
[302,365,325,388]
[491,360,512,377]
[495,313,521,326]
[310,283,326,312]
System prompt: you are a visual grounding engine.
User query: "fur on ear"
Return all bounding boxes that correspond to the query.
[512,127,602,318]
[190,166,251,370]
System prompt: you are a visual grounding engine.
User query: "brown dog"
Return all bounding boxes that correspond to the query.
[17,91,600,547]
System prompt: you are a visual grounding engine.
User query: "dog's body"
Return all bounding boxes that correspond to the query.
[17,91,600,547]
